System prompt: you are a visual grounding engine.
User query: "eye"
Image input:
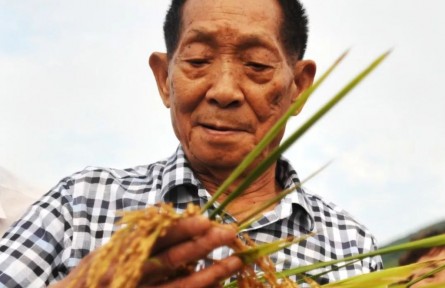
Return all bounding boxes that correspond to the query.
[246,62,271,72]
[186,59,210,68]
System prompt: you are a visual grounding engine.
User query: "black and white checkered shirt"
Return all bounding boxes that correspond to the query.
[0,146,382,287]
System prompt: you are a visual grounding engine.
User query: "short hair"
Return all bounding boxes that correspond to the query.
[163,0,309,61]
[399,229,445,265]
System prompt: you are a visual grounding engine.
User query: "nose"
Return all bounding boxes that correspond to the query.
[205,61,244,108]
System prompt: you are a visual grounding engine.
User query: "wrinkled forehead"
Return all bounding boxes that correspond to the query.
[180,25,280,51]
[180,0,283,37]
[175,0,285,54]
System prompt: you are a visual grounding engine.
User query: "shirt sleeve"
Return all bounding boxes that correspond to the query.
[0,177,74,287]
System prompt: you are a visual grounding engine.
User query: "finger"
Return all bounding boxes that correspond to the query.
[141,256,243,288]
[152,215,212,253]
[147,224,237,273]
[140,223,237,286]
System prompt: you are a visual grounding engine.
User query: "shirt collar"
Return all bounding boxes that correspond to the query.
[276,156,315,232]
[160,145,202,200]
[159,145,315,231]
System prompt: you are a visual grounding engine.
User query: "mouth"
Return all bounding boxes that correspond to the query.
[199,123,248,133]
[201,123,242,132]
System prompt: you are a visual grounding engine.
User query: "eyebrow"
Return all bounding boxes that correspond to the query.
[182,29,216,47]
[180,27,280,55]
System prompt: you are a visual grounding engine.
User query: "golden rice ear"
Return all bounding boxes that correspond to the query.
[68,203,202,288]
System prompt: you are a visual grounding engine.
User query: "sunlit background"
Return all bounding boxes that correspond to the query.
[1,0,444,244]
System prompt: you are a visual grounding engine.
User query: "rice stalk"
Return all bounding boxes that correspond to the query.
[209,50,390,219]
[238,160,332,231]
[322,261,437,288]
[278,234,445,279]
[201,50,349,215]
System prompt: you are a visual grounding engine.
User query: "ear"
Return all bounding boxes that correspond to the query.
[291,59,316,115]
[149,52,171,108]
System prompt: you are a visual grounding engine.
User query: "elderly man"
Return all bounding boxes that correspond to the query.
[0,0,382,287]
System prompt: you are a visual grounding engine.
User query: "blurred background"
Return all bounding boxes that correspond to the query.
[1,0,444,247]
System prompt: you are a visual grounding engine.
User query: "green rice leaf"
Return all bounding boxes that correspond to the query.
[278,234,445,279]
[234,233,314,265]
[237,160,332,231]
[210,50,390,219]
[201,51,349,215]
[322,261,434,288]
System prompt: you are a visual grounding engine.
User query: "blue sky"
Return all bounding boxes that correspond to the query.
[1,0,444,244]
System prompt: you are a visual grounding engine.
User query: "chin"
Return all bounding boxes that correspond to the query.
[190,149,247,170]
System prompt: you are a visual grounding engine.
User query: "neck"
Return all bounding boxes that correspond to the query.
[195,163,281,222]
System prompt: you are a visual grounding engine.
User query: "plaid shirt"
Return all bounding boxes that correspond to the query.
[0,146,382,287]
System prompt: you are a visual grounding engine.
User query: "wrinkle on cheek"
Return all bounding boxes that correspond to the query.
[270,91,284,106]
[170,83,197,114]
[251,84,289,123]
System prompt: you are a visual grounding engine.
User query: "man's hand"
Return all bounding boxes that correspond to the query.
[50,215,243,288]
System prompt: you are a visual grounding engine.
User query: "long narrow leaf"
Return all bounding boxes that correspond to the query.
[237,160,332,230]
[236,186,296,231]
[322,261,436,288]
[210,50,390,219]
[224,235,445,287]
[278,234,445,279]
[201,51,349,214]
[234,233,314,265]
[297,259,362,285]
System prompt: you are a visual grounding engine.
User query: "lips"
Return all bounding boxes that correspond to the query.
[201,122,244,132]
[194,113,254,133]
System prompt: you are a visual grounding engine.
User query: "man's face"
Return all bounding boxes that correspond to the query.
[151,0,315,173]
